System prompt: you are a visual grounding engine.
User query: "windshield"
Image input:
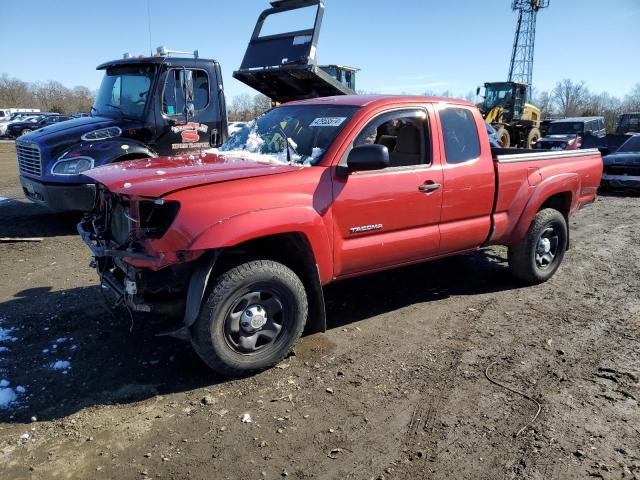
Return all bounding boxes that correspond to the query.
[617,135,640,153]
[93,66,154,119]
[484,83,513,110]
[547,122,584,135]
[219,105,359,165]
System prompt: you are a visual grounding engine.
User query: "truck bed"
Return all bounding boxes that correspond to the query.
[489,147,602,245]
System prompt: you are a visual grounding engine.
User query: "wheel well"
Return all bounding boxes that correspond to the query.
[539,192,571,249]
[213,233,326,333]
[539,192,571,219]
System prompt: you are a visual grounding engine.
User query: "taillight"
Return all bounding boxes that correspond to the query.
[138,200,180,239]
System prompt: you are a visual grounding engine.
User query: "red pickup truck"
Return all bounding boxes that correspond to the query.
[78,95,602,375]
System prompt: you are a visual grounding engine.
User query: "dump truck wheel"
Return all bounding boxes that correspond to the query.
[497,127,510,148]
[527,128,541,148]
[191,259,308,376]
[508,208,568,285]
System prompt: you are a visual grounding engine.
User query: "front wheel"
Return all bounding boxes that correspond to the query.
[20,128,32,136]
[508,208,568,284]
[526,127,541,149]
[191,260,308,376]
[497,127,511,148]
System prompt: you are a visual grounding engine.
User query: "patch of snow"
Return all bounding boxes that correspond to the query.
[55,337,68,343]
[42,349,49,354]
[241,413,253,423]
[0,379,9,387]
[51,360,71,370]
[0,346,8,353]
[20,432,29,440]
[16,386,25,393]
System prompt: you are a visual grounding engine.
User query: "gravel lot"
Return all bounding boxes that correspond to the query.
[0,141,638,479]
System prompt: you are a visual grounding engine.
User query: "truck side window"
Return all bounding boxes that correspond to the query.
[439,108,481,164]
[353,110,429,167]
[163,69,209,116]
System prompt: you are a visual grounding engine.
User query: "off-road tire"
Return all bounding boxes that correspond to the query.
[191,260,308,376]
[508,208,568,285]
[526,127,541,148]
[497,127,511,148]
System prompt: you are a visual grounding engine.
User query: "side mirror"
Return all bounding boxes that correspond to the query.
[346,144,389,172]
[476,86,481,96]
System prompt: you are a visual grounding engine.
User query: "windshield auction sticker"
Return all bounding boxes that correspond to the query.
[309,117,347,127]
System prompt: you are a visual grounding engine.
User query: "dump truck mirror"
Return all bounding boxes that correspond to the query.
[346,144,389,172]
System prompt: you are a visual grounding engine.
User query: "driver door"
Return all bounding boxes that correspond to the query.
[155,68,216,155]
[331,107,443,277]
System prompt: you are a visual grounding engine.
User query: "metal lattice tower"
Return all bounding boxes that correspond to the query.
[508,0,549,101]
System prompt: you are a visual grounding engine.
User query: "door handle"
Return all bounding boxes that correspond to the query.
[418,182,441,192]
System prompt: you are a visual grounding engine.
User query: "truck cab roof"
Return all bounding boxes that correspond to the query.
[96,56,219,70]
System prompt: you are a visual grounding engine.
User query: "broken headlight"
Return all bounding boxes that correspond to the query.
[138,200,180,239]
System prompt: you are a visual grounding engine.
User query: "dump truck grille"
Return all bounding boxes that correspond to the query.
[16,141,42,177]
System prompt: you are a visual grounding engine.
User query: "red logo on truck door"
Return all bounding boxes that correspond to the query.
[171,122,209,149]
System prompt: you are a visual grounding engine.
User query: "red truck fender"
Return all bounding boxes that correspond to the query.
[187,205,334,284]
[509,173,579,245]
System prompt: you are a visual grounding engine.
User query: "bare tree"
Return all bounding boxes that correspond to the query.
[623,83,640,112]
[552,79,589,117]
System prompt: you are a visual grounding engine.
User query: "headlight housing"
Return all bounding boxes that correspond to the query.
[51,156,94,175]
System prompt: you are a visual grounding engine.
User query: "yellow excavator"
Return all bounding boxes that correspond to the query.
[479,81,541,148]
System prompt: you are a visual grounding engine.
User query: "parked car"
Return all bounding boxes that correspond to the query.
[615,112,640,134]
[78,95,602,376]
[7,115,73,138]
[0,112,46,136]
[601,134,640,189]
[535,117,606,150]
[0,108,40,121]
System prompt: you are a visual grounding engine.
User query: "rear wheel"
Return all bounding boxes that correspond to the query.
[526,127,541,148]
[497,127,511,148]
[508,208,568,284]
[191,260,308,376]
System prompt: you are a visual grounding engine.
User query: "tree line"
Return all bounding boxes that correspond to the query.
[0,73,94,114]
[2,72,639,132]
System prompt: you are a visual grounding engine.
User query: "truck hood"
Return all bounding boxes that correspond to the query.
[22,115,139,144]
[538,134,577,143]
[85,152,302,197]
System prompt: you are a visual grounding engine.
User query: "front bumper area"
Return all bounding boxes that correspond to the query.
[602,173,640,189]
[20,175,96,211]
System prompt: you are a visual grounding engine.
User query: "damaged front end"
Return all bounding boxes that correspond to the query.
[78,186,215,339]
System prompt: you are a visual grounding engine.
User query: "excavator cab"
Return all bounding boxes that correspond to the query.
[233,0,358,103]
[480,81,541,148]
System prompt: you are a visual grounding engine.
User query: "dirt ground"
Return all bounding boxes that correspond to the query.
[0,141,638,480]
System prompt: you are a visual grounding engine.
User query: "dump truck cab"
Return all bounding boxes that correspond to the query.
[16,48,227,211]
[233,0,358,103]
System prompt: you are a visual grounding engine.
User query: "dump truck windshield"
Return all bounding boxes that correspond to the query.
[93,66,154,119]
[219,105,359,165]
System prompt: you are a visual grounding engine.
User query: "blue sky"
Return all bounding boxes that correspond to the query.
[1,0,638,100]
